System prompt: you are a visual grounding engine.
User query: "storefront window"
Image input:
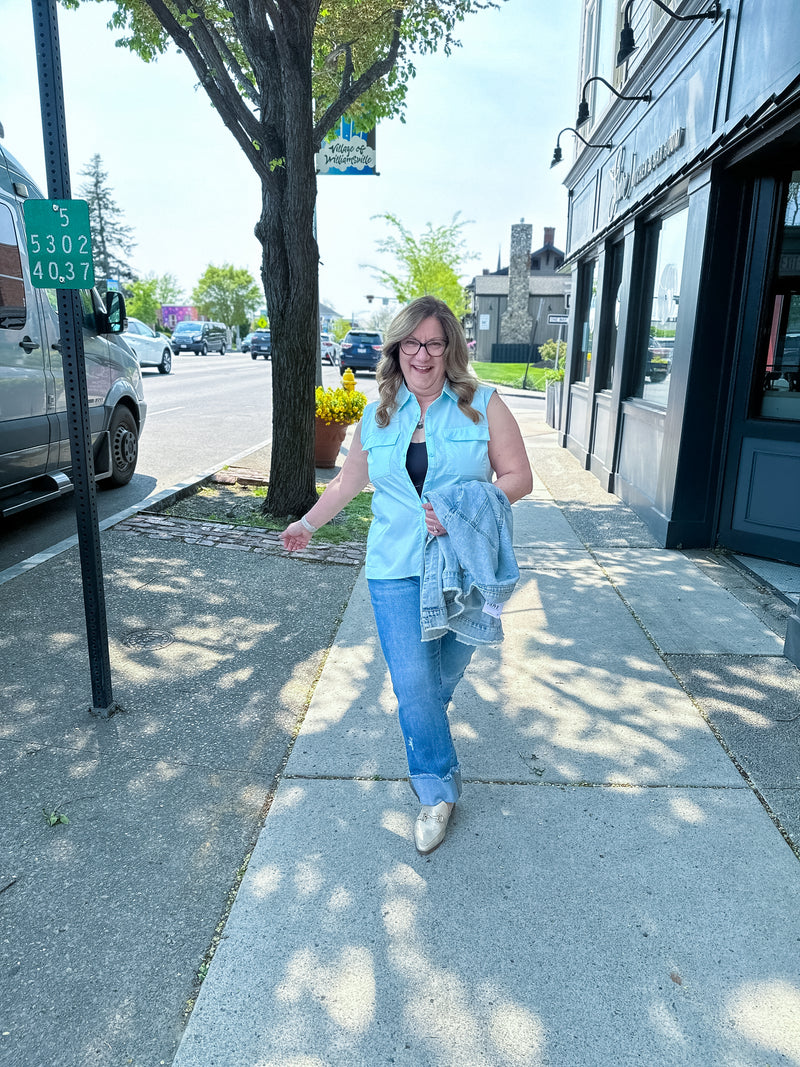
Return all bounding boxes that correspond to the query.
[633,205,688,405]
[758,172,800,421]
[602,241,624,390]
[578,259,598,382]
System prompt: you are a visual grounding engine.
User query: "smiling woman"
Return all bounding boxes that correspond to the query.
[280,295,533,856]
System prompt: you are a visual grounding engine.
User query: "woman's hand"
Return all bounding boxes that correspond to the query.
[280,521,314,552]
[423,501,446,537]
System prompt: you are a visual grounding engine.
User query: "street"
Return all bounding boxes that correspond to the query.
[0,353,369,573]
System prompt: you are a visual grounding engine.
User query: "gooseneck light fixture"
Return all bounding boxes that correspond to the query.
[550,127,613,168]
[617,0,721,66]
[576,75,651,128]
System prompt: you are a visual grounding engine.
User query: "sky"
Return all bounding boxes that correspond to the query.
[1,0,581,323]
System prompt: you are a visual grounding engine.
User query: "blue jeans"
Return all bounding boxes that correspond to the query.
[368,577,476,805]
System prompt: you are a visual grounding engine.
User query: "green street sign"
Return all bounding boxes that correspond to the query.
[23,198,95,289]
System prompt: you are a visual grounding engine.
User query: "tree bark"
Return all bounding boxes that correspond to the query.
[256,10,320,518]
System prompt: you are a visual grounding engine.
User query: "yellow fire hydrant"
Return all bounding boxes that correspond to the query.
[341,367,356,392]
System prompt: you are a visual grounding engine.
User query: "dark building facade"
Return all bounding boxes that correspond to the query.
[558,0,800,659]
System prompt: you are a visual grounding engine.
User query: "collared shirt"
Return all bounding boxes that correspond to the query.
[360,380,495,579]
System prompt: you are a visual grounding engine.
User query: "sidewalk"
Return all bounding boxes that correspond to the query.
[170,398,800,1066]
[2,396,800,1066]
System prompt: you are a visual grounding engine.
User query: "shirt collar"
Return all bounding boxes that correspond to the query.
[397,379,458,410]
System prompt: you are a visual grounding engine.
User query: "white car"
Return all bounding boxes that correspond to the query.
[321,332,340,365]
[121,317,174,374]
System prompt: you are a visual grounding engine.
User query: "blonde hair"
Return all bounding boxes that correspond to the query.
[375,296,480,428]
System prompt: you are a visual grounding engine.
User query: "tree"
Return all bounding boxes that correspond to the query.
[370,212,472,317]
[69,0,498,516]
[331,317,352,343]
[154,272,184,306]
[126,277,161,325]
[78,153,136,288]
[191,264,262,328]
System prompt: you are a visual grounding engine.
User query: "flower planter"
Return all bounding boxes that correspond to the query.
[545,379,563,429]
[314,417,348,468]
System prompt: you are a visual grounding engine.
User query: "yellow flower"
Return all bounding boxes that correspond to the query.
[315,385,367,425]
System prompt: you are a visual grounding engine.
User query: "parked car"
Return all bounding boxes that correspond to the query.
[340,329,383,374]
[120,317,173,374]
[646,337,674,383]
[250,328,272,360]
[240,332,254,353]
[321,331,340,365]
[0,140,146,515]
[170,319,227,355]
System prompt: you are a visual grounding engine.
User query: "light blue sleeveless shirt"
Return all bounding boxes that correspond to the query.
[360,381,495,579]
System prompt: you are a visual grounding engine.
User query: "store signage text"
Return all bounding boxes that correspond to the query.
[608,127,685,220]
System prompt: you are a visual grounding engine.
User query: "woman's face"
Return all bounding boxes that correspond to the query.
[398,316,447,399]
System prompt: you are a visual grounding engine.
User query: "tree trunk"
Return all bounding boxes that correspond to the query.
[256,16,320,519]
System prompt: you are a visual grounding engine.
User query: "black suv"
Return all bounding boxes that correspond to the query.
[171,320,227,355]
[250,329,272,360]
[340,330,383,374]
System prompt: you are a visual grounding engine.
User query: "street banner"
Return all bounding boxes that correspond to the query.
[316,118,376,175]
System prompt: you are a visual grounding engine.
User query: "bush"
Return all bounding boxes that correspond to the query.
[539,339,567,382]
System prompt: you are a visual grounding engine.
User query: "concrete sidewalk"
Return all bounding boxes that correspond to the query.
[2,394,800,1066]
[169,403,800,1067]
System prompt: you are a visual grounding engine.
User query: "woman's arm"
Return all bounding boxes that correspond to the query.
[486,392,533,504]
[280,422,371,551]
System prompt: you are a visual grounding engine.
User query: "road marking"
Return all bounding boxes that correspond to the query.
[147,406,184,416]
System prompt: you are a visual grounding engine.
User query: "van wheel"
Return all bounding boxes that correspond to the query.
[220,343,226,355]
[251,353,258,360]
[200,343,208,356]
[158,348,172,374]
[106,408,138,487]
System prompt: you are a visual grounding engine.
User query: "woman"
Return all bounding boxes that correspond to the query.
[281,296,532,854]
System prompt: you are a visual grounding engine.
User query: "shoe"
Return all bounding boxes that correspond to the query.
[414,801,454,854]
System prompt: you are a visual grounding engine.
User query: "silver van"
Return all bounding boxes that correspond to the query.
[0,140,146,517]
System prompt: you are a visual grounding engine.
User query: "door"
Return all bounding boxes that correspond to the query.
[719,168,800,563]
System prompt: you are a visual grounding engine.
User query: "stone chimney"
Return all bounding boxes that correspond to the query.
[500,220,533,344]
[544,226,555,247]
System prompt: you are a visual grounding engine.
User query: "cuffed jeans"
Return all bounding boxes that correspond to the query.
[368,577,476,805]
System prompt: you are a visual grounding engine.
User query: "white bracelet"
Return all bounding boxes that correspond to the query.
[300,515,317,534]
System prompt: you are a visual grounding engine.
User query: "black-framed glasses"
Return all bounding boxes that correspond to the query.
[399,337,446,356]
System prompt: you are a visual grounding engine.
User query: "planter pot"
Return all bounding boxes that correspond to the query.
[545,379,563,430]
[314,417,348,468]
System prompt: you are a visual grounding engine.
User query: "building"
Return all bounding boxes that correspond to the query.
[465,225,570,362]
[555,0,800,661]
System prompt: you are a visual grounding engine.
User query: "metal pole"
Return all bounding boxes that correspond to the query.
[31,0,118,716]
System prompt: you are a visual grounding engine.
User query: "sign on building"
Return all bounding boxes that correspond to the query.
[479,313,491,331]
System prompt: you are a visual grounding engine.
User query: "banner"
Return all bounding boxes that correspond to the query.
[316,118,376,176]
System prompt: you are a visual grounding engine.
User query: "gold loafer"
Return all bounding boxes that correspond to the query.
[414,801,454,854]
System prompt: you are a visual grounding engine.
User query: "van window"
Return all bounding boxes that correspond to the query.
[0,202,26,329]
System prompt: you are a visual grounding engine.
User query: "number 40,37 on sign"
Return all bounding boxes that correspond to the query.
[23,199,95,289]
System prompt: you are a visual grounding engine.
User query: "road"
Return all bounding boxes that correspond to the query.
[0,352,363,573]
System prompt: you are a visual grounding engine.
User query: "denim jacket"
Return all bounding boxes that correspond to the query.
[421,480,519,645]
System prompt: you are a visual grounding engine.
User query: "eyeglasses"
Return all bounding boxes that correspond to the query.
[399,337,446,356]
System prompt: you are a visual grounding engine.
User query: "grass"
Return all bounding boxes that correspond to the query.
[472,362,548,391]
[163,483,373,544]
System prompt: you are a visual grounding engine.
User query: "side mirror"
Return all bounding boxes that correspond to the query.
[104,290,127,334]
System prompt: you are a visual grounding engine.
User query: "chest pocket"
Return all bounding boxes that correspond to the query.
[441,421,491,479]
[362,429,400,482]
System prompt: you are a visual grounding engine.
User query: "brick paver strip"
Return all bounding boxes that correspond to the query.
[111,513,365,566]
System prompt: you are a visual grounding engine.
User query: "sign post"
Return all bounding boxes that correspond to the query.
[29,0,118,717]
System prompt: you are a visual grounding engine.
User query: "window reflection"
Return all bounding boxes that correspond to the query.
[0,202,26,330]
[759,172,800,421]
[579,259,598,381]
[636,206,688,405]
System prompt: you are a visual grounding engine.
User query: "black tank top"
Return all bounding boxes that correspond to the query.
[406,440,428,496]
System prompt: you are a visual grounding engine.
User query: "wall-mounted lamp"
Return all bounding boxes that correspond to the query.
[576,75,651,128]
[617,0,721,66]
[550,127,613,168]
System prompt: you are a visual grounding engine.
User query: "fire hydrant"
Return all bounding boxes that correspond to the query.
[341,367,356,392]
